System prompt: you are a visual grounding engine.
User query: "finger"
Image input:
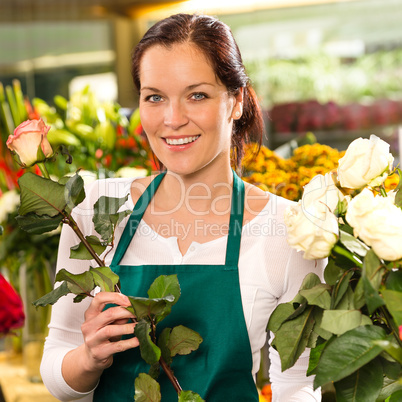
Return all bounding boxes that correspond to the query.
[82,305,135,339]
[86,330,140,362]
[85,292,131,319]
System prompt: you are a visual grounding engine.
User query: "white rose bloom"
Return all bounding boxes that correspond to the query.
[346,189,402,261]
[338,135,394,189]
[285,200,339,260]
[0,190,20,223]
[302,172,343,213]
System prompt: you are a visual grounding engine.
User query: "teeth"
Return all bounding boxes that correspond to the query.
[165,135,199,145]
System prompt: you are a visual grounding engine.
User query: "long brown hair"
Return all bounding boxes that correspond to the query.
[131,13,263,169]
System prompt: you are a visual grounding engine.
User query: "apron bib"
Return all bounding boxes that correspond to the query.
[94,171,258,401]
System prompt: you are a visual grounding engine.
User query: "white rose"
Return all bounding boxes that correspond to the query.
[285,200,339,260]
[302,172,344,213]
[0,190,20,223]
[346,189,402,261]
[338,135,394,189]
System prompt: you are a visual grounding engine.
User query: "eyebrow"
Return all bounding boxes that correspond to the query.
[140,82,215,93]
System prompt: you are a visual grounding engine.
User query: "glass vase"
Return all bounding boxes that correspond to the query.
[19,262,53,383]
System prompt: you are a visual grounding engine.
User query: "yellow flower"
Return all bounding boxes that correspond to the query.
[279,183,301,201]
[384,173,399,192]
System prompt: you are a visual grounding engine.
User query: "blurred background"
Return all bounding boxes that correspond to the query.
[1,0,402,151]
[1,1,402,401]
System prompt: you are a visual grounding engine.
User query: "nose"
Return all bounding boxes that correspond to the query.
[164,100,188,130]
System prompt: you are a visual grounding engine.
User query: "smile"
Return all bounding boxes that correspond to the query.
[165,135,200,145]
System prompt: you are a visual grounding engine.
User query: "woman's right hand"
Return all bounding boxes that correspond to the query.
[80,291,139,372]
[62,291,139,393]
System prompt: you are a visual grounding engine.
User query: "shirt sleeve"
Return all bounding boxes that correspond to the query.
[40,219,95,401]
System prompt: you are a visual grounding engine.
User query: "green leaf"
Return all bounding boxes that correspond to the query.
[69,235,107,260]
[64,173,85,213]
[148,363,160,380]
[18,173,67,216]
[378,377,402,401]
[273,306,315,371]
[313,325,387,388]
[331,271,354,309]
[134,319,161,365]
[127,295,175,321]
[373,340,402,365]
[312,308,332,340]
[390,389,402,402]
[157,327,172,366]
[382,290,402,327]
[307,329,319,349]
[353,277,365,310]
[55,268,95,295]
[339,230,370,257]
[299,284,331,309]
[168,325,203,357]
[178,390,205,401]
[334,358,383,402]
[324,259,343,286]
[89,266,119,292]
[32,281,70,307]
[307,340,328,376]
[320,310,370,335]
[134,372,161,402]
[386,271,402,292]
[363,249,383,291]
[93,195,129,242]
[336,286,355,311]
[15,212,63,234]
[148,274,181,306]
[267,303,295,333]
[362,275,385,314]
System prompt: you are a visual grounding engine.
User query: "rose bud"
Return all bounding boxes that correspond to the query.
[6,118,53,167]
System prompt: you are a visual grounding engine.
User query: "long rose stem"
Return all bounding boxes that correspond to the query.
[64,215,120,292]
[160,357,182,394]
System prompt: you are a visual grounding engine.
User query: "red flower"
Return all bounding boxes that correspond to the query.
[0,273,25,335]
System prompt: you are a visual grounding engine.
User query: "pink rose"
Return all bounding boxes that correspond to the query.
[6,119,53,167]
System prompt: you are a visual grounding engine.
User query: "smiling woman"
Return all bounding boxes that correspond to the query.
[40,13,325,402]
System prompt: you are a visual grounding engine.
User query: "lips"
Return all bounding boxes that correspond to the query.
[164,135,200,146]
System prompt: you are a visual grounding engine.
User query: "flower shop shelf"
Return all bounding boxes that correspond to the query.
[0,353,57,402]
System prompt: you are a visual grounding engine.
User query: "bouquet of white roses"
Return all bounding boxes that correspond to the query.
[269,134,402,401]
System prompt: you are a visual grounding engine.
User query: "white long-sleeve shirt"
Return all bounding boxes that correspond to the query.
[40,177,325,401]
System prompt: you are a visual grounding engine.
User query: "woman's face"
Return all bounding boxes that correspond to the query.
[139,43,242,176]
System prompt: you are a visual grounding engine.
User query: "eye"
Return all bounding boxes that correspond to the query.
[191,92,208,101]
[145,94,163,103]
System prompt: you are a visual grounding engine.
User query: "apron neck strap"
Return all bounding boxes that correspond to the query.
[111,170,245,267]
[225,170,244,267]
[111,172,166,266]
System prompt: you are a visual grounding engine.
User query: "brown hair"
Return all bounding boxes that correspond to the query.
[131,13,263,169]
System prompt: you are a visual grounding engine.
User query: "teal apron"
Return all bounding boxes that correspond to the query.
[94,171,258,401]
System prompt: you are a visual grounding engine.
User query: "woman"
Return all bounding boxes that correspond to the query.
[41,13,325,401]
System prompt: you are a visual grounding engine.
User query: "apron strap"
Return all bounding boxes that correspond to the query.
[225,170,245,267]
[111,172,166,266]
[111,170,245,268]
